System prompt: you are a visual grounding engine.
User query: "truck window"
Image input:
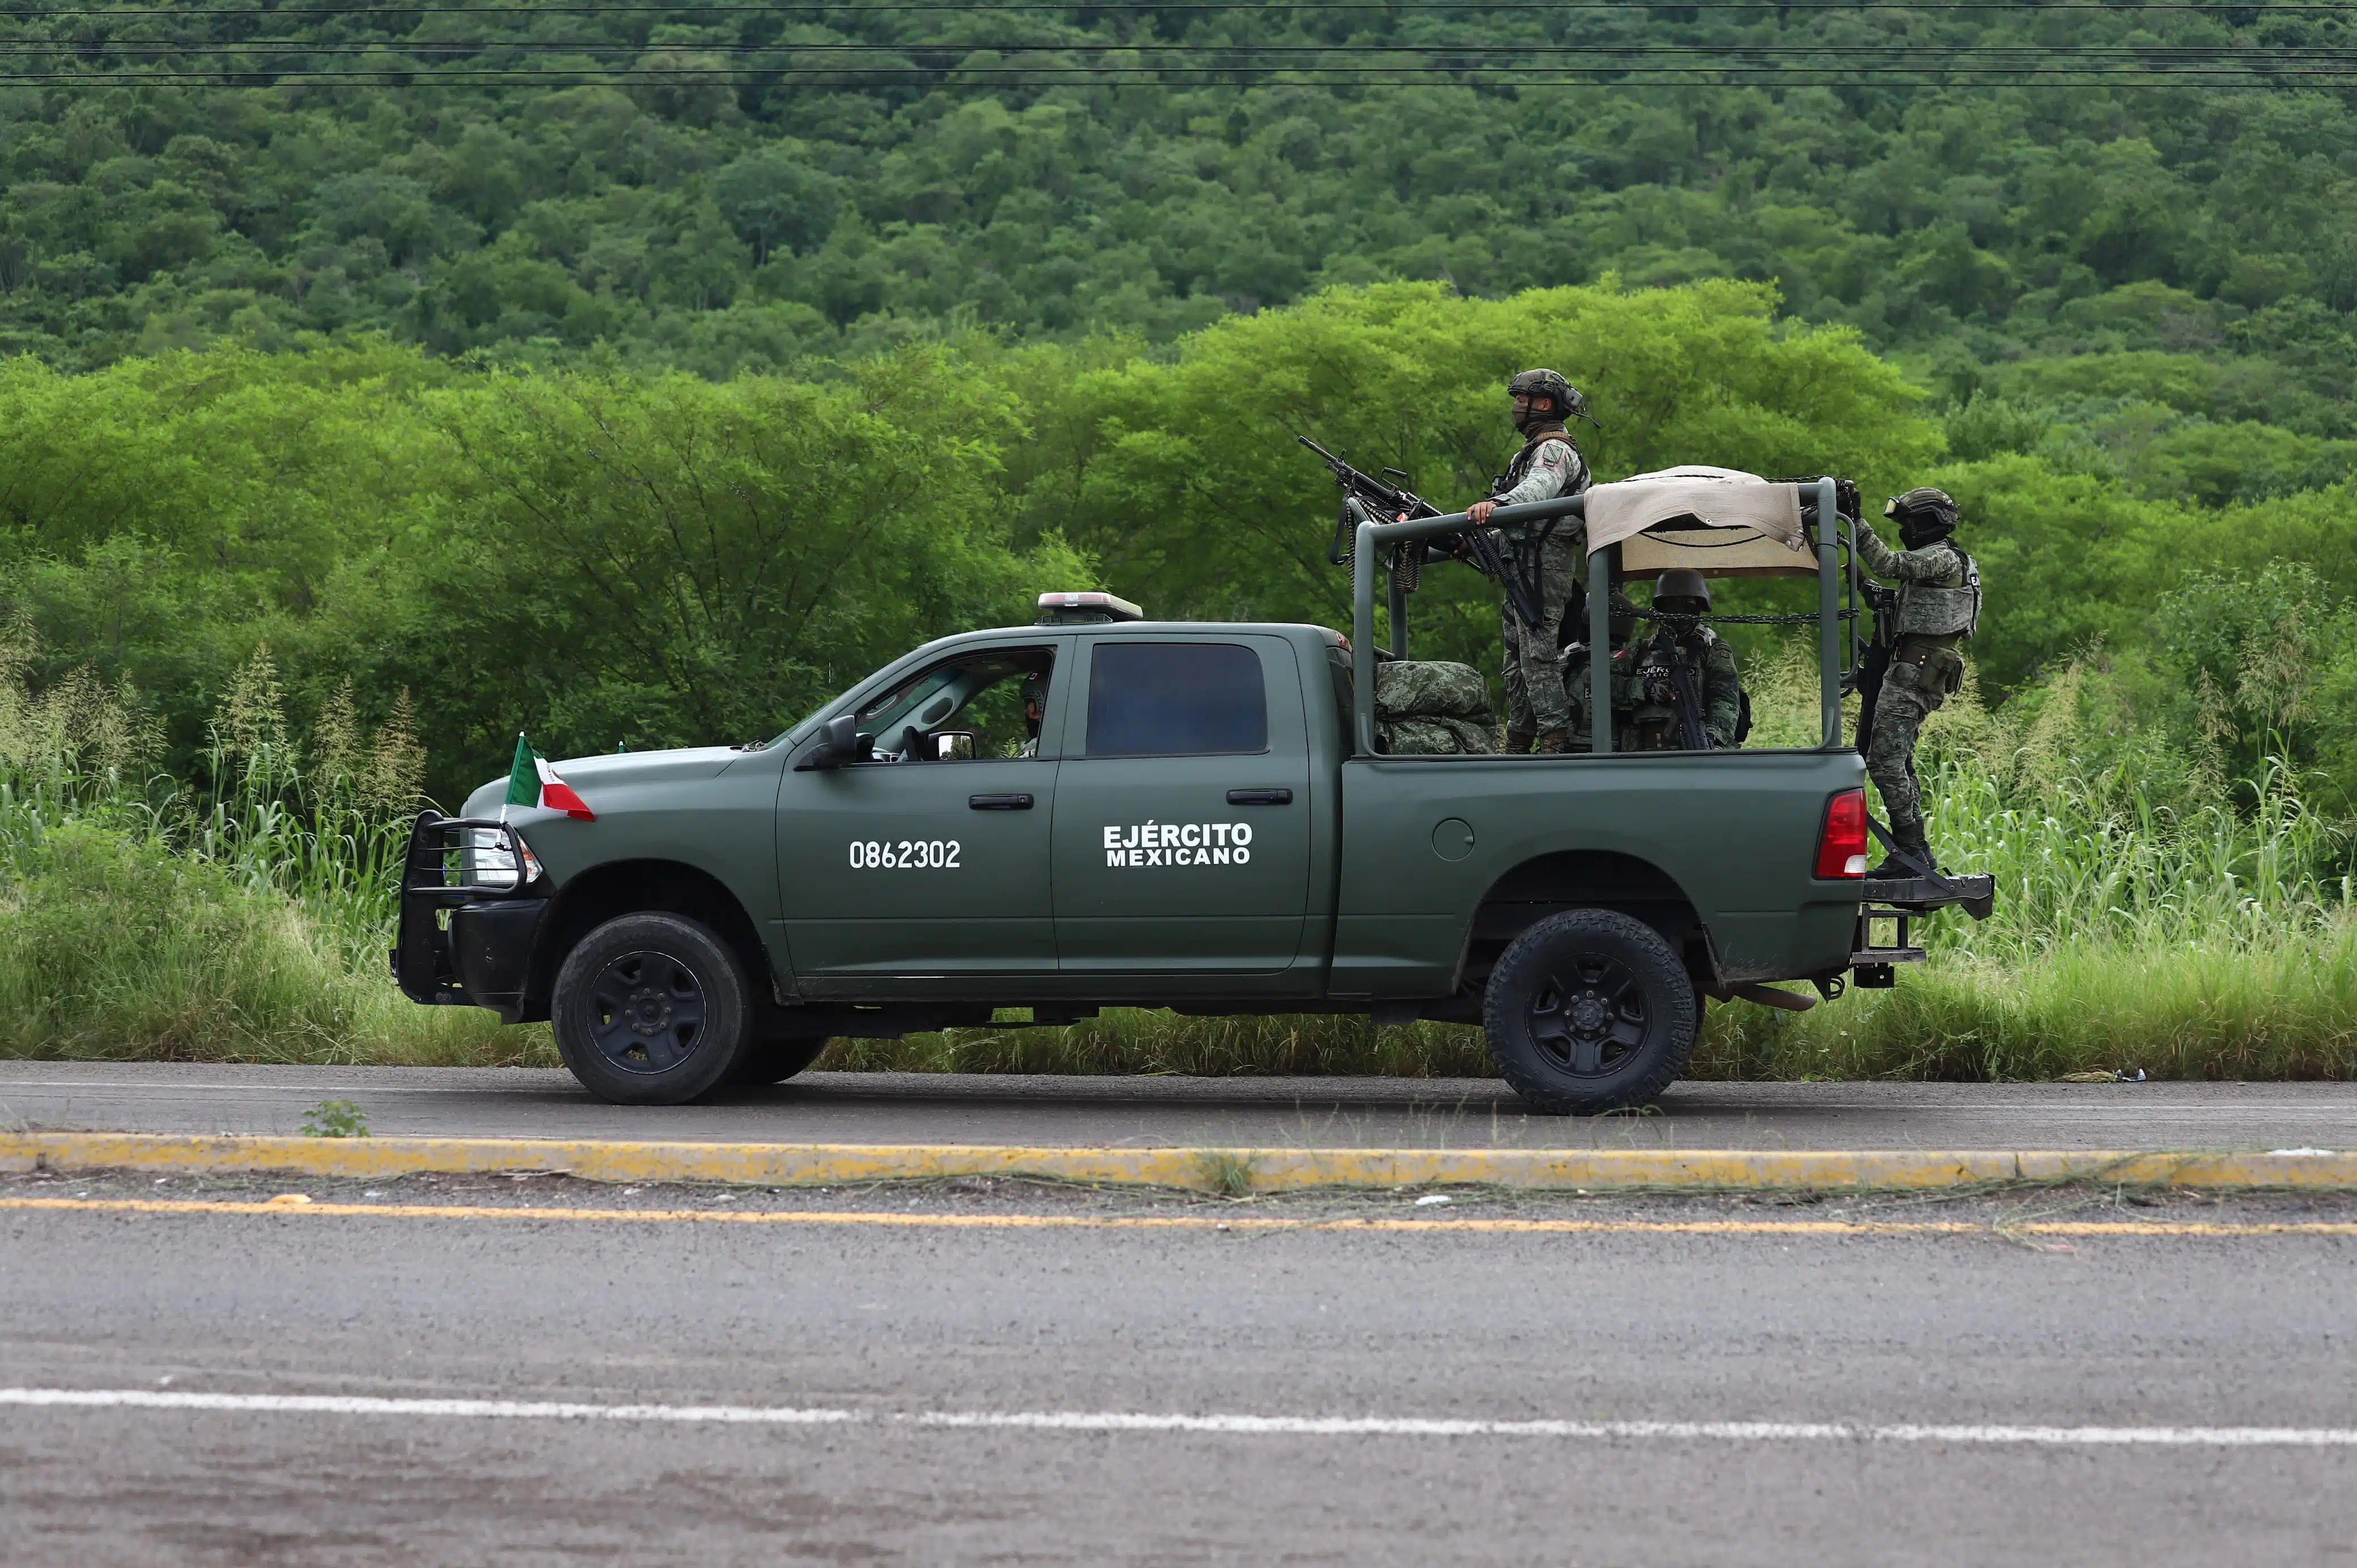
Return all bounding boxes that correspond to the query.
[1086,642,1268,759]
[855,647,1056,761]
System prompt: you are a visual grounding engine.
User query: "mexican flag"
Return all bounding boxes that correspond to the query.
[503,734,595,821]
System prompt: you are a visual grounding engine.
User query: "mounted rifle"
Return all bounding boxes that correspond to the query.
[1299,436,1548,629]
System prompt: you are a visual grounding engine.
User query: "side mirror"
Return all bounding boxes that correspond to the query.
[795,713,863,771]
[930,730,977,761]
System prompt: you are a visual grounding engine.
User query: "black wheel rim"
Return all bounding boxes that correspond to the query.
[585,950,708,1075]
[1526,955,1649,1079]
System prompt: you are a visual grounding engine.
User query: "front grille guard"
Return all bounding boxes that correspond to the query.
[390,811,541,1004]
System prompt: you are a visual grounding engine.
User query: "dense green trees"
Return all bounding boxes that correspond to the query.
[1,276,2351,811]
[995,278,1937,666]
[0,3,2351,802]
[0,5,2352,407]
[0,338,1082,793]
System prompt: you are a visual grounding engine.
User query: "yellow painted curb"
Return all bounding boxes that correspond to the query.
[3,1132,2355,1191]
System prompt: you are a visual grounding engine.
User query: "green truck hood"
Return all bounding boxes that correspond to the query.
[458,746,748,820]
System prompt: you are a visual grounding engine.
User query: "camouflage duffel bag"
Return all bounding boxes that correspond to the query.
[1377,715,1496,755]
[1375,660,1493,723]
[1373,661,1496,754]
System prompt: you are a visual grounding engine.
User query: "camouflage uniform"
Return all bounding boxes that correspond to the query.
[1620,621,1742,751]
[1559,591,1636,752]
[1374,659,1496,755]
[1855,526,1980,857]
[1488,427,1591,743]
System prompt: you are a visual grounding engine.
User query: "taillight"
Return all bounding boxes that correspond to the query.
[1815,788,1867,879]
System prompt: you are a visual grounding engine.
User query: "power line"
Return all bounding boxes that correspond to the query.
[1,2,2355,10]
[6,62,2347,76]
[11,40,2350,52]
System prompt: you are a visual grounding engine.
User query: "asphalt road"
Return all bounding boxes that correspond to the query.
[6,1061,2357,1151]
[5,1170,2357,1564]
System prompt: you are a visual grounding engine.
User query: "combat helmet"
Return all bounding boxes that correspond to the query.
[1507,368,1593,435]
[1652,568,1711,612]
[1884,486,1959,548]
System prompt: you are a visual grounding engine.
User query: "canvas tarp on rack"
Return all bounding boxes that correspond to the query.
[1585,466,1816,578]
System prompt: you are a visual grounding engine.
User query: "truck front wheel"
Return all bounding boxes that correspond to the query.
[551,913,752,1105]
[1483,909,1698,1114]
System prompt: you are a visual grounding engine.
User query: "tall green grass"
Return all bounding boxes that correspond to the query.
[0,644,535,1064]
[1,635,2349,1080]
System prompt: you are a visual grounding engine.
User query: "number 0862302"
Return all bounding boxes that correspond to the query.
[849,839,961,870]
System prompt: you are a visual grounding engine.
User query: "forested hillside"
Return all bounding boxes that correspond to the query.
[4,2,2356,489]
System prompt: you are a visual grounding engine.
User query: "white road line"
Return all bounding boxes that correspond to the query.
[0,1389,854,1424]
[6,1389,2355,1446]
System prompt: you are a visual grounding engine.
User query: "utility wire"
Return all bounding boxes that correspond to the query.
[8,63,2348,76]
[5,2,2357,12]
[10,39,2350,54]
[14,41,2350,52]
[2,2,2354,10]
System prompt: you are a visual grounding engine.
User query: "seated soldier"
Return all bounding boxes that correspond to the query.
[1560,589,1639,752]
[1015,672,1048,757]
[1623,570,1742,751]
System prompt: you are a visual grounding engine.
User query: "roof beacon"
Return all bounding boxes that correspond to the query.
[1036,591,1144,626]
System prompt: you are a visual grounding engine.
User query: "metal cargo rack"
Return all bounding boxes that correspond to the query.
[1343,476,1998,995]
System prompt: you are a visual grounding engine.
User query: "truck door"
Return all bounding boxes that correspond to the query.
[775,640,1066,987]
[1050,635,1312,976]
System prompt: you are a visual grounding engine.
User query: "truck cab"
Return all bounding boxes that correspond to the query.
[397,476,1990,1111]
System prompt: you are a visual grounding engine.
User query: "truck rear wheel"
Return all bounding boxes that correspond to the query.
[552,913,752,1105]
[1483,909,1697,1115]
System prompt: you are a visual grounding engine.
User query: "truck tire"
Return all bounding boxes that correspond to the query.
[731,1034,830,1086]
[551,913,752,1105]
[1483,908,1698,1115]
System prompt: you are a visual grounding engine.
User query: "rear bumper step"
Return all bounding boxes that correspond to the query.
[1861,872,1996,921]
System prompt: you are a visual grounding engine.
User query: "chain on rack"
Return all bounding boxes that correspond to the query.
[1627,608,1858,624]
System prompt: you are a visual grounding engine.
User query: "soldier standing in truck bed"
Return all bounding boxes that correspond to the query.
[1466,368,1593,754]
[1855,487,1982,875]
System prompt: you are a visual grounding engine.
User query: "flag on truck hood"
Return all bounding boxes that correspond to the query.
[504,734,595,820]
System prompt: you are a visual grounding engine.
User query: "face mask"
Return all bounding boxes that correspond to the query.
[1899,515,1946,549]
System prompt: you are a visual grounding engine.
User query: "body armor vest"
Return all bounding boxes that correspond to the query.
[1490,428,1586,499]
[1896,543,1981,639]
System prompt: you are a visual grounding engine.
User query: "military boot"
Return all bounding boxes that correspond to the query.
[1533,728,1569,754]
[1504,727,1535,755]
[1866,819,1937,880]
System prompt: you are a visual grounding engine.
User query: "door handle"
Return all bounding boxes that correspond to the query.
[1226,788,1294,806]
[968,792,1034,810]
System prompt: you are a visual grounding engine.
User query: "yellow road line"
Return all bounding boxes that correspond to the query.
[5,1132,2356,1192]
[6,1196,2355,1237]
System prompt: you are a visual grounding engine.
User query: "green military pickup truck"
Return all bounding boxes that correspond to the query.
[396,474,1989,1113]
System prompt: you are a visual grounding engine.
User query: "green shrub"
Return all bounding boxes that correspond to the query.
[0,819,535,1064]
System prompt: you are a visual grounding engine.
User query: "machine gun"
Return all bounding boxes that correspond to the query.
[1299,436,1548,629]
